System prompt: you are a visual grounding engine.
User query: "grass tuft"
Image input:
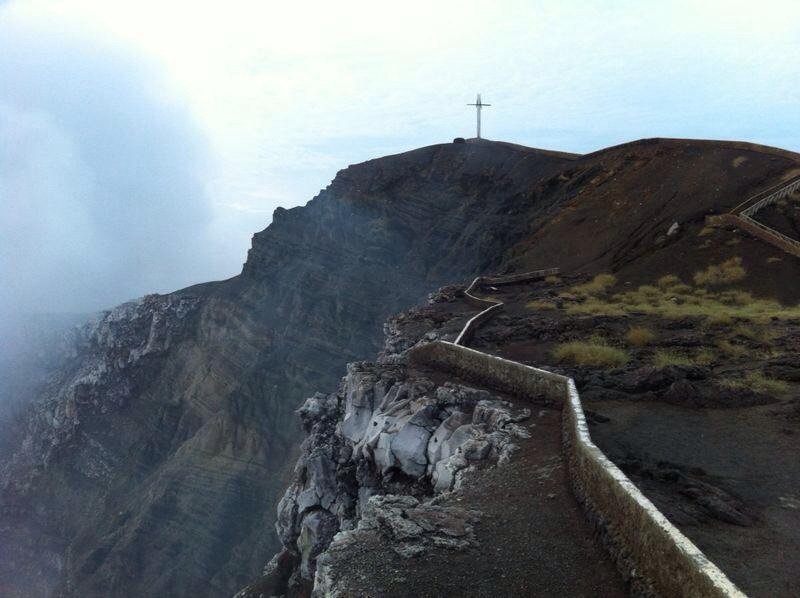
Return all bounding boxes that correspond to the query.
[552,339,629,367]
[571,273,617,296]
[719,372,789,395]
[626,326,655,347]
[526,299,557,311]
[716,340,746,358]
[693,257,746,286]
[653,349,693,368]
[564,280,798,325]
[695,348,716,365]
[657,275,681,289]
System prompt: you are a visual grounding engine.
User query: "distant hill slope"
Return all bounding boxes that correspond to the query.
[505,137,800,301]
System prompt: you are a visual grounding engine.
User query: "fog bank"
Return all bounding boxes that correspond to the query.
[0,13,217,324]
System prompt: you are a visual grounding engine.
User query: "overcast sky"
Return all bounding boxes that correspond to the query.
[2,0,800,317]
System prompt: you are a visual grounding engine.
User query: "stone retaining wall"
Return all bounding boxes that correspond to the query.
[408,340,745,598]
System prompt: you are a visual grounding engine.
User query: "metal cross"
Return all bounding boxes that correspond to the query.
[467,93,491,139]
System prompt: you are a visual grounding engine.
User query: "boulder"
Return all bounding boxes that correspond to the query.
[340,367,377,443]
[426,411,471,472]
[390,405,440,478]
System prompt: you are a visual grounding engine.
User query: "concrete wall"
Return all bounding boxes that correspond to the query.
[409,340,745,598]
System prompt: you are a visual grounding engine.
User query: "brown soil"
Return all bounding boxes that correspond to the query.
[501,138,800,303]
[587,400,800,598]
[325,376,626,597]
[753,195,800,242]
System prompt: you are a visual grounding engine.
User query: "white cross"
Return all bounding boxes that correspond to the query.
[467,93,491,139]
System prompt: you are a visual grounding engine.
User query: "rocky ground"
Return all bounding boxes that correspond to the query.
[312,398,624,597]
[241,228,800,597]
[238,307,627,596]
[0,139,575,597]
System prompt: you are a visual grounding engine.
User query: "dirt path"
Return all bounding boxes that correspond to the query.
[326,384,626,597]
[588,399,800,598]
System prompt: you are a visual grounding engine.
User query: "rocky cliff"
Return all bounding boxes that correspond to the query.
[235,290,539,596]
[0,140,574,597]
[234,137,800,597]
[5,136,800,597]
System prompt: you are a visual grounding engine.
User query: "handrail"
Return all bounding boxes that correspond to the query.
[739,215,800,249]
[722,174,800,259]
[731,174,800,215]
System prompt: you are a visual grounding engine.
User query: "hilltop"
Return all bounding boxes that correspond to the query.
[2,137,800,597]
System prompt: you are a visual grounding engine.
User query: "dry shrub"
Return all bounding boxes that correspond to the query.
[657,275,681,289]
[731,324,757,340]
[526,300,557,311]
[719,372,789,395]
[626,326,655,347]
[545,275,561,284]
[693,257,746,286]
[716,340,746,358]
[719,290,753,306]
[695,348,716,365]
[654,349,693,368]
[552,339,629,367]
[571,273,617,296]
[705,312,734,327]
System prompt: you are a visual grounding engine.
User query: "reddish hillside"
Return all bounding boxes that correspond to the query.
[506,138,800,301]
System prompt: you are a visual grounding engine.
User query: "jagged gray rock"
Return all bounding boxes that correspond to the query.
[262,357,531,594]
[313,494,481,597]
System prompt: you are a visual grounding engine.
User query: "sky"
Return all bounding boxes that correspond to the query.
[2,0,800,318]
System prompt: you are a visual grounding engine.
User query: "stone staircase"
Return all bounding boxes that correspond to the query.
[718,175,800,257]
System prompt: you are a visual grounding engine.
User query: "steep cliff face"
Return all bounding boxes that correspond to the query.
[235,138,800,596]
[236,285,626,597]
[0,140,574,597]
[6,136,797,597]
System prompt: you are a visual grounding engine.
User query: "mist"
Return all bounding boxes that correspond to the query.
[0,13,219,331]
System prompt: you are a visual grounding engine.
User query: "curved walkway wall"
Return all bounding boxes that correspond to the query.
[409,272,745,598]
[454,268,558,346]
